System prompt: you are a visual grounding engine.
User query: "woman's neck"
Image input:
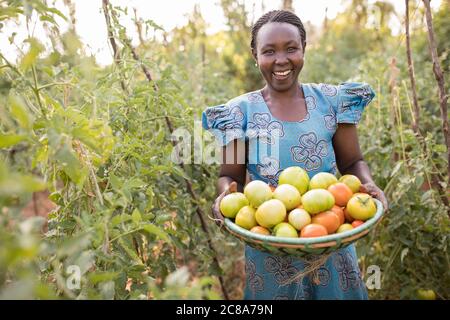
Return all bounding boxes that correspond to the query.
[261,82,304,103]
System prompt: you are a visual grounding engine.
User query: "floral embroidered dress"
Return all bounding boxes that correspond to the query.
[202,82,375,300]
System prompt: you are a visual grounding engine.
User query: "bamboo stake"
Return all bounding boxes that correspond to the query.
[422,0,449,187]
[405,0,420,134]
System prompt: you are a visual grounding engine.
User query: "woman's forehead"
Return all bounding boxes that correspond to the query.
[257,22,301,47]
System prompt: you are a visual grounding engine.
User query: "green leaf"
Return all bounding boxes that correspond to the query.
[433,144,446,153]
[0,133,26,148]
[54,144,88,187]
[57,233,91,257]
[99,281,115,300]
[88,272,120,285]
[20,38,44,71]
[9,95,33,130]
[142,223,170,242]
[131,209,142,225]
[117,237,142,264]
[0,173,46,195]
[390,161,403,178]
[32,144,48,168]
[111,214,132,227]
[124,178,146,190]
[172,166,190,180]
[109,174,122,191]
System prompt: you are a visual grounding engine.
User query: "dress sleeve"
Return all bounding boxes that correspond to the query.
[202,102,246,147]
[336,82,375,124]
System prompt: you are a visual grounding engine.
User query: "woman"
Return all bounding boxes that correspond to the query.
[202,10,388,300]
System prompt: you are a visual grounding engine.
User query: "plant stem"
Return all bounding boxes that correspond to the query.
[422,0,449,187]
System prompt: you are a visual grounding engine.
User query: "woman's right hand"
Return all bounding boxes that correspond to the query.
[211,181,238,227]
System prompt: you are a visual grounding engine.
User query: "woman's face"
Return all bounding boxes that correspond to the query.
[254,22,304,92]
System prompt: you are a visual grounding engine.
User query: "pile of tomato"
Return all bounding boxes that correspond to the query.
[219,166,378,238]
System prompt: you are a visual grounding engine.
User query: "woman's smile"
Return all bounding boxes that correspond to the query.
[272,69,293,80]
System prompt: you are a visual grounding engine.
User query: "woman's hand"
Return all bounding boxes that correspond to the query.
[211,181,238,227]
[360,182,389,212]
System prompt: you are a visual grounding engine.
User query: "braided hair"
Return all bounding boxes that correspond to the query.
[250,10,306,53]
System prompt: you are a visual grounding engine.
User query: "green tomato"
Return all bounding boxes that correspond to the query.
[301,189,335,214]
[339,174,362,193]
[273,184,301,211]
[235,206,257,230]
[337,223,354,233]
[417,289,436,300]
[244,180,273,208]
[309,172,338,190]
[255,199,286,229]
[278,166,310,195]
[274,222,298,238]
[219,192,248,218]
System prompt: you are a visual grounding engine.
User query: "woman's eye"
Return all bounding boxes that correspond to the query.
[287,47,297,53]
[263,50,274,55]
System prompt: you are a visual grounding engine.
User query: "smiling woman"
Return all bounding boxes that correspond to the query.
[202,9,388,301]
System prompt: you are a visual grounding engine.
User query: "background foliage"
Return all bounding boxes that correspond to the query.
[0,0,448,299]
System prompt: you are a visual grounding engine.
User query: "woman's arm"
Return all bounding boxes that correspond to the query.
[332,123,389,210]
[211,140,247,226]
[217,139,247,194]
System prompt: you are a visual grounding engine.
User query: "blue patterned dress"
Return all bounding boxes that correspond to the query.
[202,82,375,300]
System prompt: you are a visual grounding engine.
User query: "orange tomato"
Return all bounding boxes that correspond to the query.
[351,220,364,228]
[344,207,354,223]
[300,224,328,238]
[328,182,353,206]
[311,210,341,234]
[330,205,345,225]
[250,226,271,235]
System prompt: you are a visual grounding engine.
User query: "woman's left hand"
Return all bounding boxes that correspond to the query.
[360,182,389,213]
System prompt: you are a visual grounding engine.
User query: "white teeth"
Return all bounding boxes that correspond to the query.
[273,70,291,76]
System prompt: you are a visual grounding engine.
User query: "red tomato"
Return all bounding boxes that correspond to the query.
[300,224,328,238]
[311,211,341,234]
[351,220,364,228]
[328,182,353,206]
[330,205,345,225]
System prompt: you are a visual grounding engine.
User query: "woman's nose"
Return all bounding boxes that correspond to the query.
[275,53,288,65]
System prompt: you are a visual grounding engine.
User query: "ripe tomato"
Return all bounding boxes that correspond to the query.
[328,182,353,206]
[301,189,335,214]
[351,220,364,228]
[300,224,328,238]
[330,205,345,225]
[250,226,271,235]
[311,210,341,234]
[343,207,354,223]
[346,194,377,221]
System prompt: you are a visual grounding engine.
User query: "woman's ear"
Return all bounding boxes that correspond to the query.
[251,50,258,67]
[252,49,258,60]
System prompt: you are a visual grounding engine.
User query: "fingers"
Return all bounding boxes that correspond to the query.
[361,183,389,212]
[212,195,225,227]
[211,182,238,227]
[228,181,238,193]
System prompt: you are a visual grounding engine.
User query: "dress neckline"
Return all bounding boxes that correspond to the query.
[257,83,310,124]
